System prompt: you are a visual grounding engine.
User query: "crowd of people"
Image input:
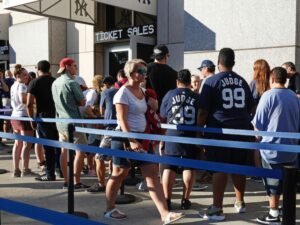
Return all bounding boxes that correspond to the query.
[0,45,299,225]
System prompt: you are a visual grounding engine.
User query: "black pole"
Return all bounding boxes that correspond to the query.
[67,124,75,214]
[282,165,297,225]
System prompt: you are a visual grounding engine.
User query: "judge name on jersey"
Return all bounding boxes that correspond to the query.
[172,95,196,106]
[220,76,243,87]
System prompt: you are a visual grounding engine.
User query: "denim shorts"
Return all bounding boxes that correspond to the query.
[261,158,297,196]
[111,137,154,168]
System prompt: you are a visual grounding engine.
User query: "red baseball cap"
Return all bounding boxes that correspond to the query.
[57,58,75,73]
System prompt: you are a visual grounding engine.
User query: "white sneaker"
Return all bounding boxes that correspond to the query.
[199,205,225,221]
[234,201,246,213]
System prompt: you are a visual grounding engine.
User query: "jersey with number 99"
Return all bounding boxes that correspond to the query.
[199,71,254,128]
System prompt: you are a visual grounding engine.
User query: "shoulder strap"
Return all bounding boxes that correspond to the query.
[167,90,193,124]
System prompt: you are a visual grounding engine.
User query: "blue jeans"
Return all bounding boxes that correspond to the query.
[37,122,59,178]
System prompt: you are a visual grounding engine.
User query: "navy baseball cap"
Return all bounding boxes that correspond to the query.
[198,60,215,70]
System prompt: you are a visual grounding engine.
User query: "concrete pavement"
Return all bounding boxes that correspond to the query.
[0,140,299,225]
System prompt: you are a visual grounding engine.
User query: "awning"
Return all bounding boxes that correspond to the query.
[96,0,157,16]
[3,0,96,25]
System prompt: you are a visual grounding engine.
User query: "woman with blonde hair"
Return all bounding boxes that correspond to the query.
[104,59,184,224]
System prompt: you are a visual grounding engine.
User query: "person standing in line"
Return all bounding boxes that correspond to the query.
[3,70,15,134]
[51,57,89,189]
[282,62,300,99]
[198,48,254,221]
[105,59,184,224]
[146,44,177,107]
[253,67,300,224]
[27,60,58,181]
[191,75,202,93]
[249,59,271,182]
[160,69,201,210]
[198,59,215,93]
[10,66,36,177]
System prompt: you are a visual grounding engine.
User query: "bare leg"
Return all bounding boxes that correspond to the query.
[12,130,22,171]
[269,195,280,209]
[162,169,176,200]
[34,144,45,165]
[141,164,169,221]
[95,158,106,186]
[60,148,68,183]
[212,172,228,208]
[74,150,85,184]
[20,130,34,170]
[231,174,246,202]
[106,166,129,211]
[182,170,195,200]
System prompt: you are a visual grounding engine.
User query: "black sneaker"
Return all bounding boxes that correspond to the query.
[256,213,281,224]
[35,175,56,181]
[181,199,192,210]
[86,183,105,193]
[62,182,68,189]
[74,182,90,189]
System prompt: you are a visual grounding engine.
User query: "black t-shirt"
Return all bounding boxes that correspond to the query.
[146,62,177,107]
[27,75,56,117]
[288,72,300,94]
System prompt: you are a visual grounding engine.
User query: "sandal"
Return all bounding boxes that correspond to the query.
[163,212,184,225]
[104,208,127,220]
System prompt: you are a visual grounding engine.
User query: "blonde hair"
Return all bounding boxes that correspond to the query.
[92,75,103,93]
[124,59,146,78]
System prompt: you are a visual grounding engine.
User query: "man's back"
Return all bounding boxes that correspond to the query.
[146,62,177,107]
[28,76,56,117]
[199,71,254,128]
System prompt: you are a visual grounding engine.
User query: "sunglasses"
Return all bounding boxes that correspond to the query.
[136,68,147,76]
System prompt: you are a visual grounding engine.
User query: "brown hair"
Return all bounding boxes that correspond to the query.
[13,64,26,78]
[92,75,103,93]
[253,59,270,96]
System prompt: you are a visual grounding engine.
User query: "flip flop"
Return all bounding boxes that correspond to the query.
[104,208,127,220]
[163,212,185,225]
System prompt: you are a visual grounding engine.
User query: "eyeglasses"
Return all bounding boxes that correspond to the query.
[136,68,147,76]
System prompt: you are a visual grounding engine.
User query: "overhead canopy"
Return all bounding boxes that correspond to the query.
[96,0,157,16]
[3,0,96,25]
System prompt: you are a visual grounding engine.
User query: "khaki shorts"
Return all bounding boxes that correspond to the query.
[59,131,87,145]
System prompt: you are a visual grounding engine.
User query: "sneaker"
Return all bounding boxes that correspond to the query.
[35,175,56,181]
[136,180,148,192]
[251,176,263,183]
[12,169,21,178]
[192,182,208,191]
[234,200,246,213]
[74,182,90,189]
[21,169,39,177]
[86,183,105,193]
[256,213,281,224]
[55,168,64,178]
[181,199,192,210]
[199,205,225,221]
[62,182,68,189]
[278,206,282,217]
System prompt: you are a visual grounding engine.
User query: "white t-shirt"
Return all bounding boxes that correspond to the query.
[79,89,98,117]
[11,81,28,117]
[113,86,147,132]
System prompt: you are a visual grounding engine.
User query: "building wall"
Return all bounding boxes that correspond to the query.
[158,0,299,81]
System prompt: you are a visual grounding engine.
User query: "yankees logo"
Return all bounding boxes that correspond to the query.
[75,0,88,17]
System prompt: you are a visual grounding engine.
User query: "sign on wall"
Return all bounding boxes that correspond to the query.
[95,24,156,43]
[0,40,9,55]
[3,0,96,25]
[96,0,156,16]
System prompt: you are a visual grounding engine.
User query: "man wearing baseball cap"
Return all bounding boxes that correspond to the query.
[146,44,177,107]
[198,59,216,93]
[52,57,89,189]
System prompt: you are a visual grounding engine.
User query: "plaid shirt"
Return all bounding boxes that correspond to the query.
[51,73,84,134]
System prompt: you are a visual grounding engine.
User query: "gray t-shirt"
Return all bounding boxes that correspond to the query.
[252,88,300,164]
[113,86,147,132]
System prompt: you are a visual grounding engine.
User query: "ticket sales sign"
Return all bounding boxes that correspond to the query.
[95,24,156,43]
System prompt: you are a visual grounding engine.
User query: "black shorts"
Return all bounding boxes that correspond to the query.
[204,132,254,167]
[162,148,200,174]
